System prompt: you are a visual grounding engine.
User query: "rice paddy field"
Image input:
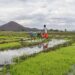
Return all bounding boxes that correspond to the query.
[10,44,75,75]
[0,31,75,75]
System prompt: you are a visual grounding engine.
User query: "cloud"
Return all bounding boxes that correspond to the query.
[0,0,75,30]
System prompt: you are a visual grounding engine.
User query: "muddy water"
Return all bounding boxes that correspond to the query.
[67,65,75,75]
[0,39,67,65]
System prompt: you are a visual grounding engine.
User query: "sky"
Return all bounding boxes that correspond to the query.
[0,0,75,30]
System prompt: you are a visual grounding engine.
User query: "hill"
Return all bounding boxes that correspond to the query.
[0,21,40,32]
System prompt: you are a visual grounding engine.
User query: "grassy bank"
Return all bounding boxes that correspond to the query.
[10,44,75,75]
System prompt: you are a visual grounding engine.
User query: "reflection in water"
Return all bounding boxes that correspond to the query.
[43,42,48,49]
[38,42,49,49]
[29,46,34,48]
[38,43,42,48]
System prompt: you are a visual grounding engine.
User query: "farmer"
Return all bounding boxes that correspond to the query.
[41,25,48,39]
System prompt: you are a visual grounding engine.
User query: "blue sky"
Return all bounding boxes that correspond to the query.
[0,0,75,30]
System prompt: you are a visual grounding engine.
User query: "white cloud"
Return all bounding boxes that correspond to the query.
[0,0,75,30]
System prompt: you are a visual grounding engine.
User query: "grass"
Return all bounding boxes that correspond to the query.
[0,42,21,50]
[10,44,75,75]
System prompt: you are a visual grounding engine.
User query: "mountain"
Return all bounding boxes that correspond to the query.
[0,21,40,31]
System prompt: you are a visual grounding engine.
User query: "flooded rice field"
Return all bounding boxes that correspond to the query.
[0,39,67,65]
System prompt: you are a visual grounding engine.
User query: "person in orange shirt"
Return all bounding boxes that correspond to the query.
[41,25,48,39]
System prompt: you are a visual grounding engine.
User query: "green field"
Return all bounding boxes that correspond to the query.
[10,44,75,75]
[0,31,75,51]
